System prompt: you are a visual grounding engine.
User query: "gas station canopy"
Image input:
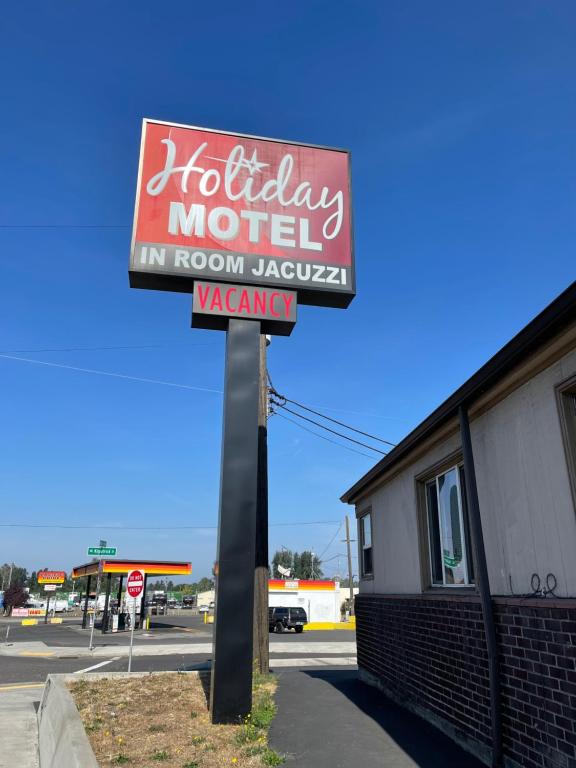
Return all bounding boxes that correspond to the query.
[71,559,192,579]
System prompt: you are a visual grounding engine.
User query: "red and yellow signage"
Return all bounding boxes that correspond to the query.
[102,560,191,576]
[37,570,66,584]
[268,579,336,591]
[72,559,192,579]
[130,119,354,308]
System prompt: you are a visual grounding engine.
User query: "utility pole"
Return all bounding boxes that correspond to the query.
[253,334,269,675]
[344,516,355,616]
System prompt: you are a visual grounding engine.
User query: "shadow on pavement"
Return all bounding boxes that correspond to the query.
[270,668,485,768]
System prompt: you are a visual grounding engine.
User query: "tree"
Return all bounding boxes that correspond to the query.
[3,586,28,614]
[0,563,27,589]
[296,551,323,580]
[271,550,324,580]
[271,549,293,577]
[196,577,214,593]
[292,552,301,578]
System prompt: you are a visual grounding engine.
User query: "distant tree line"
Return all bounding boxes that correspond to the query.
[146,577,215,594]
[270,550,324,580]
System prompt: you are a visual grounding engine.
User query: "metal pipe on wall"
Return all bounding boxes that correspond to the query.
[458,404,502,768]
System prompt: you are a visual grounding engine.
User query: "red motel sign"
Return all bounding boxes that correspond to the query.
[130,120,354,309]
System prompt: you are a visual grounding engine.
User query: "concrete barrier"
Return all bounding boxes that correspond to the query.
[304,618,356,630]
[38,671,203,767]
[38,675,99,768]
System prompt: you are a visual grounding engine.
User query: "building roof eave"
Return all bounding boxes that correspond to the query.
[341,281,576,505]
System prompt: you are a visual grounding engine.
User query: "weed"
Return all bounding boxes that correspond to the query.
[148,724,167,733]
[191,735,205,746]
[85,717,104,733]
[182,763,199,768]
[262,748,285,766]
[251,690,276,730]
[190,711,198,719]
[236,723,260,745]
[244,744,266,756]
[253,669,275,689]
[151,750,170,761]
[110,756,131,765]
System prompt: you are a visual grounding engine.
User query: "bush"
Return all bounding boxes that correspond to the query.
[3,586,28,612]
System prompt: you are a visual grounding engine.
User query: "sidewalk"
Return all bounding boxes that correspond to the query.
[0,639,357,659]
[0,685,41,768]
[269,669,484,768]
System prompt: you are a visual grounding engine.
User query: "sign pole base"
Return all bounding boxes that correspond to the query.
[210,318,260,724]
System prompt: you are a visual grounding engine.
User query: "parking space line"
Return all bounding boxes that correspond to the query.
[0,683,45,691]
[74,656,121,674]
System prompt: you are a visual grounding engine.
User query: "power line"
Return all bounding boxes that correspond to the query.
[0,224,130,229]
[321,552,357,563]
[0,354,223,394]
[0,343,214,354]
[272,410,376,459]
[273,391,397,448]
[0,520,340,530]
[272,401,387,455]
[317,523,343,562]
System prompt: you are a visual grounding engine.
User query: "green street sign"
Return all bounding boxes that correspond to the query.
[87,546,117,557]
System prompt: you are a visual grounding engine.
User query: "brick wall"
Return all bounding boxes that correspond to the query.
[356,594,576,768]
[496,600,576,767]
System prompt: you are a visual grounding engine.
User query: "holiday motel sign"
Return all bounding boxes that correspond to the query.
[129,119,355,330]
[128,119,355,722]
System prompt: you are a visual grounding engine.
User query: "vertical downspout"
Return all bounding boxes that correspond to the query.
[459,405,502,768]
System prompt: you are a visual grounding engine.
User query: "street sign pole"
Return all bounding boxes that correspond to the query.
[210,318,260,724]
[126,569,144,672]
[128,600,136,673]
[88,561,103,651]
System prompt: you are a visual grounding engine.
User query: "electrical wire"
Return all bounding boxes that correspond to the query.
[0,343,213,354]
[272,390,396,448]
[273,410,376,459]
[317,523,343,562]
[0,224,130,229]
[0,354,223,394]
[0,520,341,530]
[321,552,357,563]
[272,401,387,455]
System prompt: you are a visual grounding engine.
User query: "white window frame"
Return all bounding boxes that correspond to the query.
[426,465,471,587]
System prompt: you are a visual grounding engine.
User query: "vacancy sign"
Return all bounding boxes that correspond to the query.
[126,570,145,599]
[38,571,66,584]
[192,281,297,336]
[129,119,355,308]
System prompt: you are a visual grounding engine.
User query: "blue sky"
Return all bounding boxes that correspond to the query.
[0,1,574,580]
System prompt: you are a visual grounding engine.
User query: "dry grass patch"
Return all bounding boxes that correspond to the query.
[69,671,283,768]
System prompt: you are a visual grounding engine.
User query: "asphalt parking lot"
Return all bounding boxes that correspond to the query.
[0,612,357,685]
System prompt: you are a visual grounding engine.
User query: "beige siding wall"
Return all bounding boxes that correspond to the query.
[472,349,576,597]
[358,348,576,598]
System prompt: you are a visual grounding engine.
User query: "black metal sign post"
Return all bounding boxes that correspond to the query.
[210,318,260,724]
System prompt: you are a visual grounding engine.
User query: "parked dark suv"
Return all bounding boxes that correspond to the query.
[268,606,308,633]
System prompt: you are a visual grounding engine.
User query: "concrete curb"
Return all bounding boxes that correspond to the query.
[38,672,203,768]
[38,675,99,768]
[304,621,356,631]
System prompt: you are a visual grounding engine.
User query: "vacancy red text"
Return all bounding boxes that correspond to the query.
[197,284,294,319]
